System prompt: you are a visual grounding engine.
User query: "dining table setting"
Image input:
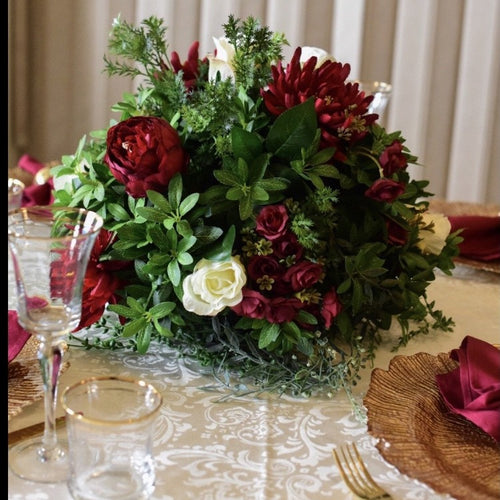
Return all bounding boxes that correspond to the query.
[6,13,500,497]
[8,162,500,499]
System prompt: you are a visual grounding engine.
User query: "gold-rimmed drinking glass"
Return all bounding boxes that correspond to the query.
[8,206,103,483]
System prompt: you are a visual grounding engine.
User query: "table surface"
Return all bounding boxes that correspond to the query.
[8,263,500,500]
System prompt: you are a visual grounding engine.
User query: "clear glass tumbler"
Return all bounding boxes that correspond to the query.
[62,376,163,500]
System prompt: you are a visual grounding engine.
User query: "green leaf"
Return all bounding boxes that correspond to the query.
[231,127,263,162]
[337,279,352,294]
[167,259,181,286]
[239,194,253,220]
[122,317,148,337]
[168,173,183,207]
[148,302,176,318]
[147,190,172,212]
[153,318,173,337]
[108,203,131,221]
[107,304,142,319]
[179,193,199,215]
[266,98,318,160]
[213,170,241,186]
[136,206,167,222]
[204,225,235,261]
[258,322,281,348]
[177,252,194,266]
[257,177,289,191]
[177,235,197,253]
[136,325,152,354]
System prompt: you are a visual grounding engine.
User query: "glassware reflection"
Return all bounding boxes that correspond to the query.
[356,81,392,119]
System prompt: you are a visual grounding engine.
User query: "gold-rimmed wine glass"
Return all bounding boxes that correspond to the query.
[8,206,103,483]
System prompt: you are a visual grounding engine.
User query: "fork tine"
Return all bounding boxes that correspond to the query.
[333,442,392,499]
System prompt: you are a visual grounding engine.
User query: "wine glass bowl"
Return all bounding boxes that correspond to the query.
[356,80,393,119]
[8,206,103,483]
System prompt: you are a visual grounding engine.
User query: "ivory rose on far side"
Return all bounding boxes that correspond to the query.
[416,213,451,255]
[299,46,335,68]
[208,37,236,82]
[182,256,247,316]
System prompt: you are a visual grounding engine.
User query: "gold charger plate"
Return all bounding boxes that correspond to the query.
[8,337,70,420]
[364,352,500,500]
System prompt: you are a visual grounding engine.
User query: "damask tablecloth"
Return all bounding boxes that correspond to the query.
[8,265,500,500]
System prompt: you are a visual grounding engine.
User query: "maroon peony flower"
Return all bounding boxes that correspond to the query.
[365,178,405,203]
[379,141,408,177]
[283,260,323,292]
[77,229,130,330]
[261,47,377,161]
[256,204,289,240]
[231,288,269,319]
[104,116,188,198]
[321,289,342,329]
[170,41,208,90]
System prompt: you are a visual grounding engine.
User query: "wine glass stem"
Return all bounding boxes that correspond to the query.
[38,339,65,460]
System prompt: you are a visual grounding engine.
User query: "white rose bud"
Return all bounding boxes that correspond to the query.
[182,256,247,316]
[416,213,451,255]
[299,46,335,68]
[208,37,236,82]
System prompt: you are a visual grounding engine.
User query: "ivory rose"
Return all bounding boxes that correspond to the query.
[299,46,335,68]
[208,37,236,82]
[182,256,247,316]
[416,213,451,255]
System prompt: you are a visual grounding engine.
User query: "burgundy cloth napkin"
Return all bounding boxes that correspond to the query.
[8,310,31,363]
[17,154,54,207]
[448,215,500,261]
[436,335,500,442]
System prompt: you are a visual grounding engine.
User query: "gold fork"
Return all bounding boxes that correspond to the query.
[333,442,392,499]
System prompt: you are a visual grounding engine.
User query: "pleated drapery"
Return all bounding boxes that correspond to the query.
[8,0,500,204]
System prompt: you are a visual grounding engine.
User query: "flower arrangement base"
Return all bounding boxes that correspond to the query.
[58,14,461,403]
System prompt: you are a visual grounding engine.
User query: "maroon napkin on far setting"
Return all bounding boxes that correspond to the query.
[8,310,31,363]
[436,335,500,442]
[448,215,500,261]
[17,154,54,207]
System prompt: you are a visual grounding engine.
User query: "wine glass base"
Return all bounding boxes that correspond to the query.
[8,435,69,483]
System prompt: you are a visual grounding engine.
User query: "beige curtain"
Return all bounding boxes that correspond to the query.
[8,0,500,204]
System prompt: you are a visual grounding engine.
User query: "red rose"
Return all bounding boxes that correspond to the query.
[265,297,303,323]
[379,141,408,176]
[255,204,289,240]
[272,232,304,260]
[365,178,405,203]
[386,219,408,246]
[104,116,188,198]
[321,289,342,329]
[283,260,323,292]
[231,288,269,319]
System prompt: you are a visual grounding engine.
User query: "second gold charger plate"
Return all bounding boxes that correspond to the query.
[364,351,500,500]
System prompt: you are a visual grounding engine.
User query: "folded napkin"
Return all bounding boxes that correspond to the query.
[436,335,500,442]
[8,310,31,363]
[17,154,54,207]
[448,215,500,261]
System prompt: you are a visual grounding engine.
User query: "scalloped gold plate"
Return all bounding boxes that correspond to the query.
[8,337,70,420]
[364,352,500,500]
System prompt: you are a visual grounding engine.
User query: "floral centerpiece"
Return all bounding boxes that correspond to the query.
[51,15,461,398]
